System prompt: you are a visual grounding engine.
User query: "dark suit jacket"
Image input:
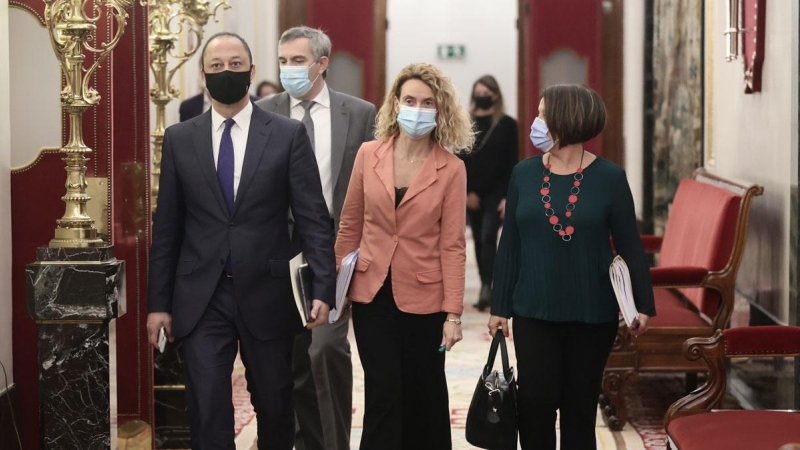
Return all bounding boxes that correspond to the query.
[255,89,376,232]
[148,106,336,341]
[179,93,205,122]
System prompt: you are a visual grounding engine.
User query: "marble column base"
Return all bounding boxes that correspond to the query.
[154,342,191,449]
[26,246,125,450]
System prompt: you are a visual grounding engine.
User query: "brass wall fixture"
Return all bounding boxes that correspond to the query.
[144,0,231,211]
[43,0,134,248]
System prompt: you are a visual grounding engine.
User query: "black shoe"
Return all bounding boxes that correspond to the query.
[472,285,492,311]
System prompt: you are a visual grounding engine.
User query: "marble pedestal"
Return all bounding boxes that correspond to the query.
[26,246,126,450]
[154,343,191,448]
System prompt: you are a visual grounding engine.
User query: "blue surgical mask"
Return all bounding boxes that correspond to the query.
[279,62,320,98]
[397,106,437,140]
[530,117,555,152]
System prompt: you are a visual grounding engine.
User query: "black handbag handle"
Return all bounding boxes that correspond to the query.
[483,330,513,381]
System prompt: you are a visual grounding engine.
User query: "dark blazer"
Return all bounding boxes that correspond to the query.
[148,106,336,340]
[179,93,205,122]
[255,89,376,232]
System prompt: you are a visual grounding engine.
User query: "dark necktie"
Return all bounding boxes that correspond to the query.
[300,100,316,150]
[217,118,236,214]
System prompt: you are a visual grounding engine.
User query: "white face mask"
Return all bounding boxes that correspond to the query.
[279,61,320,98]
[397,106,437,140]
[530,117,555,152]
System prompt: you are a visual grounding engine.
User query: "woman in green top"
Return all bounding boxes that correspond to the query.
[488,84,656,450]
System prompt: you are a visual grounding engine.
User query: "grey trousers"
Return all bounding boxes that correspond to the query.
[293,305,353,450]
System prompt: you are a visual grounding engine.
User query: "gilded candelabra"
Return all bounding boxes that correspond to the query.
[43,0,134,248]
[145,0,231,211]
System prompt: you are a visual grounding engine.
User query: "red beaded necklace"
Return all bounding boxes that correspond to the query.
[540,151,584,242]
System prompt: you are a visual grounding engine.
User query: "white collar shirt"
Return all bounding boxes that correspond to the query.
[211,100,253,199]
[290,83,333,216]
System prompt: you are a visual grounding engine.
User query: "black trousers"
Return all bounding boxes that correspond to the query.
[352,276,451,450]
[181,276,295,450]
[512,316,618,450]
[467,193,502,286]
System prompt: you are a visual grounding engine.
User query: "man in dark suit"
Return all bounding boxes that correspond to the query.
[178,91,207,122]
[256,26,376,450]
[147,32,335,450]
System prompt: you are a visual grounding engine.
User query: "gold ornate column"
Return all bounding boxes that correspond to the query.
[144,0,230,211]
[29,2,132,448]
[44,0,134,247]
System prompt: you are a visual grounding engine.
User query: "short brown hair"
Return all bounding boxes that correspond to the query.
[541,84,606,147]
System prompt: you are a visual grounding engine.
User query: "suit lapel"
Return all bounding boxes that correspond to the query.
[192,111,229,217]
[232,107,273,217]
[397,145,446,208]
[373,138,395,204]
[329,90,351,189]
[275,92,291,117]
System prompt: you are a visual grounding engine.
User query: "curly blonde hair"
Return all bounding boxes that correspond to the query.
[375,63,475,153]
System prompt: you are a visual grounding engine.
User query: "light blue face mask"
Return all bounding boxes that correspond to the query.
[279,61,320,98]
[397,106,437,140]
[530,117,555,152]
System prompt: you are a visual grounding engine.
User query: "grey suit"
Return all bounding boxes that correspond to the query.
[256,89,376,450]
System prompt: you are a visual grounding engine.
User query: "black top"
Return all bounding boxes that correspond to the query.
[460,114,519,197]
[395,187,408,208]
[491,156,656,323]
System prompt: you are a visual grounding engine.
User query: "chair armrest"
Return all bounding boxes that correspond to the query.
[640,235,663,253]
[723,326,800,357]
[664,330,727,427]
[650,266,710,288]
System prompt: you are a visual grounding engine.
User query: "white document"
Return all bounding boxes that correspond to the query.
[290,252,311,327]
[158,327,167,354]
[609,255,641,329]
[330,248,359,324]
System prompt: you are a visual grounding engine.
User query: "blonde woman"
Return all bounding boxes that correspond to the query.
[335,63,474,450]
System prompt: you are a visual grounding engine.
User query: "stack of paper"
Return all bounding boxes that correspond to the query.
[609,255,640,329]
[330,248,359,323]
[290,252,313,327]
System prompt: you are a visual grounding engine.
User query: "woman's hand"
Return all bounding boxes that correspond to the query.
[440,314,463,351]
[488,315,509,337]
[497,199,506,220]
[630,313,650,336]
[466,192,481,211]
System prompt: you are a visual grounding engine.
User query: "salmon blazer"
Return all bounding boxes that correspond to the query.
[335,136,467,315]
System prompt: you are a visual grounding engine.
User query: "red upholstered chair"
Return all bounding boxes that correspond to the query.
[665,326,800,450]
[601,169,763,430]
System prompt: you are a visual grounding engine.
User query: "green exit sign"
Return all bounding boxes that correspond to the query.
[437,45,466,60]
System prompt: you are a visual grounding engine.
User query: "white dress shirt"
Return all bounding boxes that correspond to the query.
[211,100,253,199]
[290,84,333,216]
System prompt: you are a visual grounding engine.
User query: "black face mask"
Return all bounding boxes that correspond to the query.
[204,69,252,105]
[474,96,495,110]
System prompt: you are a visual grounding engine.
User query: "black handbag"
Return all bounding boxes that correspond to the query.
[465,331,518,450]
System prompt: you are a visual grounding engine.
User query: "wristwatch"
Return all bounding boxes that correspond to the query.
[445,318,462,325]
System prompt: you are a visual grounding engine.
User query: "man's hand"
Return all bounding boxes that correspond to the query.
[488,315,509,338]
[306,300,330,329]
[147,312,174,350]
[466,192,481,211]
[630,313,651,336]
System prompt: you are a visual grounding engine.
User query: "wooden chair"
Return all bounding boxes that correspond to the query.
[664,326,800,450]
[601,168,763,430]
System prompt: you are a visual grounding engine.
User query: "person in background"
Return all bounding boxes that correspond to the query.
[178,87,209,122]
[488,84,655,450]
[256,80,280,98]
[335,63,473,450]
[256,26,376,450]
[459,75,518,311]
[147,32,335,450]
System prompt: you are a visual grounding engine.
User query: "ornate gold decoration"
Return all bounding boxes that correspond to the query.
[43,0,134,248]
[143,0,231,211]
